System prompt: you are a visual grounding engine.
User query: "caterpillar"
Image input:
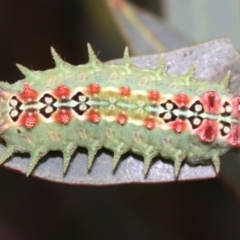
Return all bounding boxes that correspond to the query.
[0,43,238,178]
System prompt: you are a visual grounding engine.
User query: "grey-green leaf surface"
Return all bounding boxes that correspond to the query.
[2,37,240,185]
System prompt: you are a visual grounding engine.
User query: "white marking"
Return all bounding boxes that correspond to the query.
[45,97,53,104]
[164,112,172,120]
[226,105,232,113]
[138,101,144,107]
[195,104,202,112]
[45,106,53,114]
[193,118,201,126]
[79,104,87,111]
[10,110,18,117]
[79,95,87,102]
[109,97,116,103]
[166,102,173,110]
[137,108,144,114]
[223,126,230,134]
[219,122,223,129]
[10,99,18,107]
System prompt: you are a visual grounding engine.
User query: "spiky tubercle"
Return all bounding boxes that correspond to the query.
[0,44,237,178]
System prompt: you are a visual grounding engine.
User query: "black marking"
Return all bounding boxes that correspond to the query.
[189,100,204,114]
[188,116,203,129]
[73,103,91,116]
[71,91,89,103]
[159,112,177,123]
[220,121,231,137]
[9,96,22,108]
[9,109,22,122]
[9,96,23,122]
[221,101,232,117]
[160,100,178,111]
[40,105,57,118]
[39,93,56,105]
[39,94,57,118]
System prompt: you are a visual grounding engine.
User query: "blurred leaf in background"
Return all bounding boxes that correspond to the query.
[163,0,240,50]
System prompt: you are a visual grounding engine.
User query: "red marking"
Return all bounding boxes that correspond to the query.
[21,111,38,129]
[88,83,100,95]
[202,91,221,113]
[169,119,186,133]
[116,113,127,125]
[55,108,71,125]
[228,124,240,147]
[144,117,155,130]
[87,110,100,123]
[232,96,240,119]
[148,90,160,101]
[197,119,218,143]
[174,93,189,108]
[54,83,70,100]
[120,85,131,96]
[19,83,37,102]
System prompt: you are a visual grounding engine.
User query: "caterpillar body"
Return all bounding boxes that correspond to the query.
[0,44,238,178]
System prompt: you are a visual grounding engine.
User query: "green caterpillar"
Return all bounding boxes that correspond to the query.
[0,44,237,177]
